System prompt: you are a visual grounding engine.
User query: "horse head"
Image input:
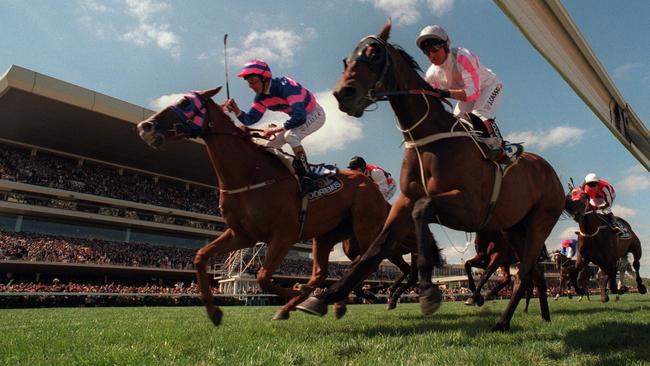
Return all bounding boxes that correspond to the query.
[138,87,238,149]
[564,186,590,221]
[333,22,394,117]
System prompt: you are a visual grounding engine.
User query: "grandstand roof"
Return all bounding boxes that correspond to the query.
[0,65,216,186]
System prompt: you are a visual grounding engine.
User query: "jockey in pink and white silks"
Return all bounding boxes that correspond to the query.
[416,25,505,161]
[347,156,396,201]
[225,59,325,187]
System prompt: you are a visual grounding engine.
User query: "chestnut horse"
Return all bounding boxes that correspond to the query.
[298,22,565,331]
[565,186,646,302]
[136,88,423,325]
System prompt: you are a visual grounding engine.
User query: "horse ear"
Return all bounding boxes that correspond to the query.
[378,19,392,41]
[202,86,222,99]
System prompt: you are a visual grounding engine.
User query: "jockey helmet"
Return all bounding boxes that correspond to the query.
[237,59,272,79]
[347,156,367,170]
[416,25,450,52]
[584,173,599,184]
[562,239,572,248]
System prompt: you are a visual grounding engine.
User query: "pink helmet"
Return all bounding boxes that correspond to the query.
[562,239,572,248]
[237,59,272,79]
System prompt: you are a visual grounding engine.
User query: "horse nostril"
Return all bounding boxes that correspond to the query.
[340,86,356,99]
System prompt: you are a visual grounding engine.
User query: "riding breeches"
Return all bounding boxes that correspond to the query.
[455,80,503,122]
[265,103,326,149]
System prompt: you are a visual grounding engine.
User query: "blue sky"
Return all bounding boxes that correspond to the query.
[1,0,649,274]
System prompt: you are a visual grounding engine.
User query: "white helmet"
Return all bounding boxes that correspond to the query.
[416,25,450,50]
[584,173,599,184]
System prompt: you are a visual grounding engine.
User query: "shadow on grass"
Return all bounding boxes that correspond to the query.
[552,306,647,316]
[560,322,650,365]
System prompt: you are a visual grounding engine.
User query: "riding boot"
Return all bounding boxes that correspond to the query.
[603,212,622,235]
[481,119,505,162]
[293,153,315,193]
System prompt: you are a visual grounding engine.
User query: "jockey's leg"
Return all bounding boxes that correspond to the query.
[470,81,505,162]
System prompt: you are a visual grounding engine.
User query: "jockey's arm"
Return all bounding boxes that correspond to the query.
[448,89,468,101]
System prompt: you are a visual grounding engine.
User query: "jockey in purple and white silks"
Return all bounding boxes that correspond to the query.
[225,59,326,186]
[416,25,505,161]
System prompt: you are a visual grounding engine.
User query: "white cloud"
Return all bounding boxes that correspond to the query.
[231,28,315,68]
[616,174,650,193]
[612,204,637,220]
[504,126,585,151]
[302,91,364,155]
[76,0,180,58]
[148,93,184,110]
[557,226,580,241]
[363,0,454,26]
[613,62,641,79]
[425,0,455,17]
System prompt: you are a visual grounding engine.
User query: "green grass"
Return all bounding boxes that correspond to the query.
[1,295,649,365]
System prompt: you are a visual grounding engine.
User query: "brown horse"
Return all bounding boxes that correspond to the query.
[565,186,646,302]
[136,88,425,324]
[463,232,518,307]
[298,22,565,331]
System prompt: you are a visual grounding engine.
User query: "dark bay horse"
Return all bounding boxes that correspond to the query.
[565,186,646,302]
[464,232,518,307]
[551,250,592,300]
[136,88,424,324]
[298,22,565,331]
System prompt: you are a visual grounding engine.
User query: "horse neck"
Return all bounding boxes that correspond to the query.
[202,109,277,190]
[387,48,456,140]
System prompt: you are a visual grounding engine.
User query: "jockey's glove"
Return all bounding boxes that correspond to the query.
[432,88,451,98]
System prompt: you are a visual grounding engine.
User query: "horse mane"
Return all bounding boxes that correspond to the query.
[388,43,443,105]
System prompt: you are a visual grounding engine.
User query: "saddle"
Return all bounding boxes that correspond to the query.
[464,113,524,173]
[597,214,631,239]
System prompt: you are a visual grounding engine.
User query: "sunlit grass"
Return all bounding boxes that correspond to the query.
[1,294,649,365]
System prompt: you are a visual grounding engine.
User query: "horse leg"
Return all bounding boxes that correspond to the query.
[463,254,484,306]
[574,257,589,297]
[494,210,555,331]
[485,266,511,302]
[468,258,500,307]
[385,254,411,310]
[256,236,302,319]
[532,262,550,321]
[412,197,443,315]
[597,269,610,302]
[298,195,415,316]
[630,241,647,294]
[607,263,620,301]
[194,229,255,326]
[274,233,340,320]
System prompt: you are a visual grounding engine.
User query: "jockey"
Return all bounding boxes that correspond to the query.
[347,156,396,201]
[582,173,622,233]
[225,59,326,189]
[416,25,505,162]
[560,239,577,259]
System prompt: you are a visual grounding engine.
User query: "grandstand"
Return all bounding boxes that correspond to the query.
[0,64,585,306]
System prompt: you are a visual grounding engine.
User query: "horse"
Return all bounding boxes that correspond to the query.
[297,21,565,331]
[551,250,591,300]
[136,87,424,325]
[463,232,518,307]
[565,186,646,302]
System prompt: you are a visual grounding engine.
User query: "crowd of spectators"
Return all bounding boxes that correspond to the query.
[0,144,219,216]
[0,230,224,269]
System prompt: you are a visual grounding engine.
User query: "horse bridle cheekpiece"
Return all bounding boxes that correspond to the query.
[169,92,210,138]
[345,36,391,100]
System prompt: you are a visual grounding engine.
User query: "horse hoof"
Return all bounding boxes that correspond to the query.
[363,291,378,304]
[492,322,509,332]
[272,309,289,321]
[615,295,620,302]
[386,301,397,310]
[464,297,475,306]
[475,295,485,307]
[553,295,559,301]
[419,285,442,315]
[333,303,347,320]
[601,295,609,303]
[210,308,223,327]
[639,284,647,294]
[297,296,327,316]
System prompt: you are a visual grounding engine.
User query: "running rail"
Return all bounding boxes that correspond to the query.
[495,0,650,170]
